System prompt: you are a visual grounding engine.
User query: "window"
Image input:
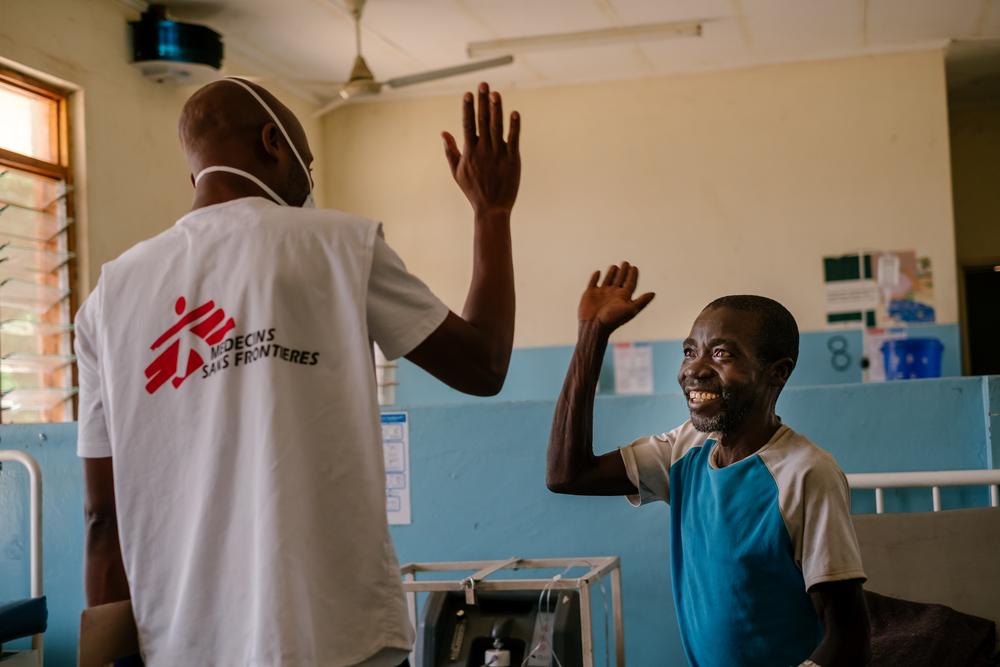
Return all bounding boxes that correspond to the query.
[0,68,76,423]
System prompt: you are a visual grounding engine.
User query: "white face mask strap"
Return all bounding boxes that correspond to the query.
[222,77,313,193]
[195,165,289,206]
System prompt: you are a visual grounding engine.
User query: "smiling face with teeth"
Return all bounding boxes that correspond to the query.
[678,304,791,435]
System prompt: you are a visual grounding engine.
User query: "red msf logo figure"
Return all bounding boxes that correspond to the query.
[144,296,236,395]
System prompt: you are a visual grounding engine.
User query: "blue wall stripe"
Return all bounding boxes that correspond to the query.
[393,324,962,407]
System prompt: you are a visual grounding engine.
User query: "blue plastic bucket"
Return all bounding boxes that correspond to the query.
[880,338,944,380]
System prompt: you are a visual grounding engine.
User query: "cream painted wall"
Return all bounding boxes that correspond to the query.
[324,49,958,347]
[950,103,1000,266]
[0,0,326,296]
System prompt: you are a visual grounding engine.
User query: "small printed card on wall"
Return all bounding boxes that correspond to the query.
[613,342,654,395]
[381,412,411,525]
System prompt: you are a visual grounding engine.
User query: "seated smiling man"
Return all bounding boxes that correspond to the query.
[546,262,871,667]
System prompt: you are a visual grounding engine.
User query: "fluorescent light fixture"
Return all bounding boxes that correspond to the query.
[467,20,704,58]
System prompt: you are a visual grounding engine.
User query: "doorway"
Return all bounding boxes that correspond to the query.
[964,265,1000,375]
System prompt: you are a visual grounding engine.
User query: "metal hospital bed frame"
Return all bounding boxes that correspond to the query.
[400,556,625,667]
[847,467,1000,655]
[846,469,1000,513]
[0,450,44,665]
[397,472,1000,667]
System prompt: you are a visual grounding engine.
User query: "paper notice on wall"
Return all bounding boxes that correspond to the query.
[613,342,654,395]
[825,279,880,312]
[823,253,878,328]
[870,251,936,325]
[823,251,935,328]
[381,412,411,525]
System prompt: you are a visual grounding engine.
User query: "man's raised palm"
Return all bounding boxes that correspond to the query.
[578,262,655,334]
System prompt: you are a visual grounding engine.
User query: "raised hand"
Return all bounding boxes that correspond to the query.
[442,82,521,216]
[579,262,655,335]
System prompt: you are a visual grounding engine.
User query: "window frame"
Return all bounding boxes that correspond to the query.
[0,65,79,424]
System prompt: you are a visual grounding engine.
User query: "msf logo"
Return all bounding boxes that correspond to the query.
[144,297,236,395]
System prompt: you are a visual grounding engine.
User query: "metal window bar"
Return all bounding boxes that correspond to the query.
[0,449,44,661]
[400,556,625,667]
[847,470,1000,514]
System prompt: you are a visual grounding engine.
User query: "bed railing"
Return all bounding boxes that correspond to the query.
[847,469,1000,514]
[0,449,44,658]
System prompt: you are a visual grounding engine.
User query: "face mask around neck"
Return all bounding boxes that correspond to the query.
[193,77,314,208]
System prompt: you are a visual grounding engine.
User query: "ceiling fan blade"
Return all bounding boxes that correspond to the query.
[311,96,348,119]
[384,55,514,89]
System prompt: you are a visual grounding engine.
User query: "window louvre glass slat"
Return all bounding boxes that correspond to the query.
[0,278,69,313]
[0,166,69,210]
[0,203,72,241]
[0,243,74,274]
[0,319,74,337]
[1,353,75,373]
[1,387,78,413]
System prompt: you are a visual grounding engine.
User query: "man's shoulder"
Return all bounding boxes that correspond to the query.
[101,224,185,276]
[761,426,847,486]
[109,202,379,270]
[662,420,714,463]
[259,203,380,238]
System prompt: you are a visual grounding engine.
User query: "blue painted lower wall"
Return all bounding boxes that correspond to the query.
[0,424,83,667]
[1,374,995,666]
[393,324,962,406]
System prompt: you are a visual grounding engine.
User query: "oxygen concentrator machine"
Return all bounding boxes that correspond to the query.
[401,557,626,667]
[417,590,582,667]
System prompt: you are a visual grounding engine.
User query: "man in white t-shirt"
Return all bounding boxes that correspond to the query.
[78,77,521,666]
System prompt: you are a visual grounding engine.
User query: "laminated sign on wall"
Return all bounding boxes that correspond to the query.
[381,412,411,525]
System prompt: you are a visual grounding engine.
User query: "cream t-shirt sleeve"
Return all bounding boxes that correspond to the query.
[75,282,112,458]
[619,431,676,507]
[366,234,450,361]
[800,462,867,589]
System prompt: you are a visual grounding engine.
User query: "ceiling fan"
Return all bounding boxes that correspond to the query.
[310,0,514,118]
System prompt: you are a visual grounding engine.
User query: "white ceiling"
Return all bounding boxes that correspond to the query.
[157,0,1000,105]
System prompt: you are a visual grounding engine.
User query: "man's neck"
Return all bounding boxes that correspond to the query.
[714,408,782,467]
[191,174,278,212]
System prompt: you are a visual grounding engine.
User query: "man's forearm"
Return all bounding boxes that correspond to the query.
[547,321,608,492]
[84,518,129,606]
[808,581,871,667]
[460,210,515,379]
[807,632,871,667]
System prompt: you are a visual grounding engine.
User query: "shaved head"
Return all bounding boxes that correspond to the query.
[179,78,313,207]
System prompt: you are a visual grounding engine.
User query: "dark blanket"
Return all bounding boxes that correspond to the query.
[866,590,999,666]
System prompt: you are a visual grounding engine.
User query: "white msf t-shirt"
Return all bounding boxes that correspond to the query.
[76,197,449,666]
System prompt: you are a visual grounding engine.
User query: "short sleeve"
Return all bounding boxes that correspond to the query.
[367,235,449,360]
[75,282,112,458]
[619,432,676,507]
[800,464,867,589]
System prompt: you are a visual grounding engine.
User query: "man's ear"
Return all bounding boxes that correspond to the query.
[261,122,281,159]
[768,357,794,388]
